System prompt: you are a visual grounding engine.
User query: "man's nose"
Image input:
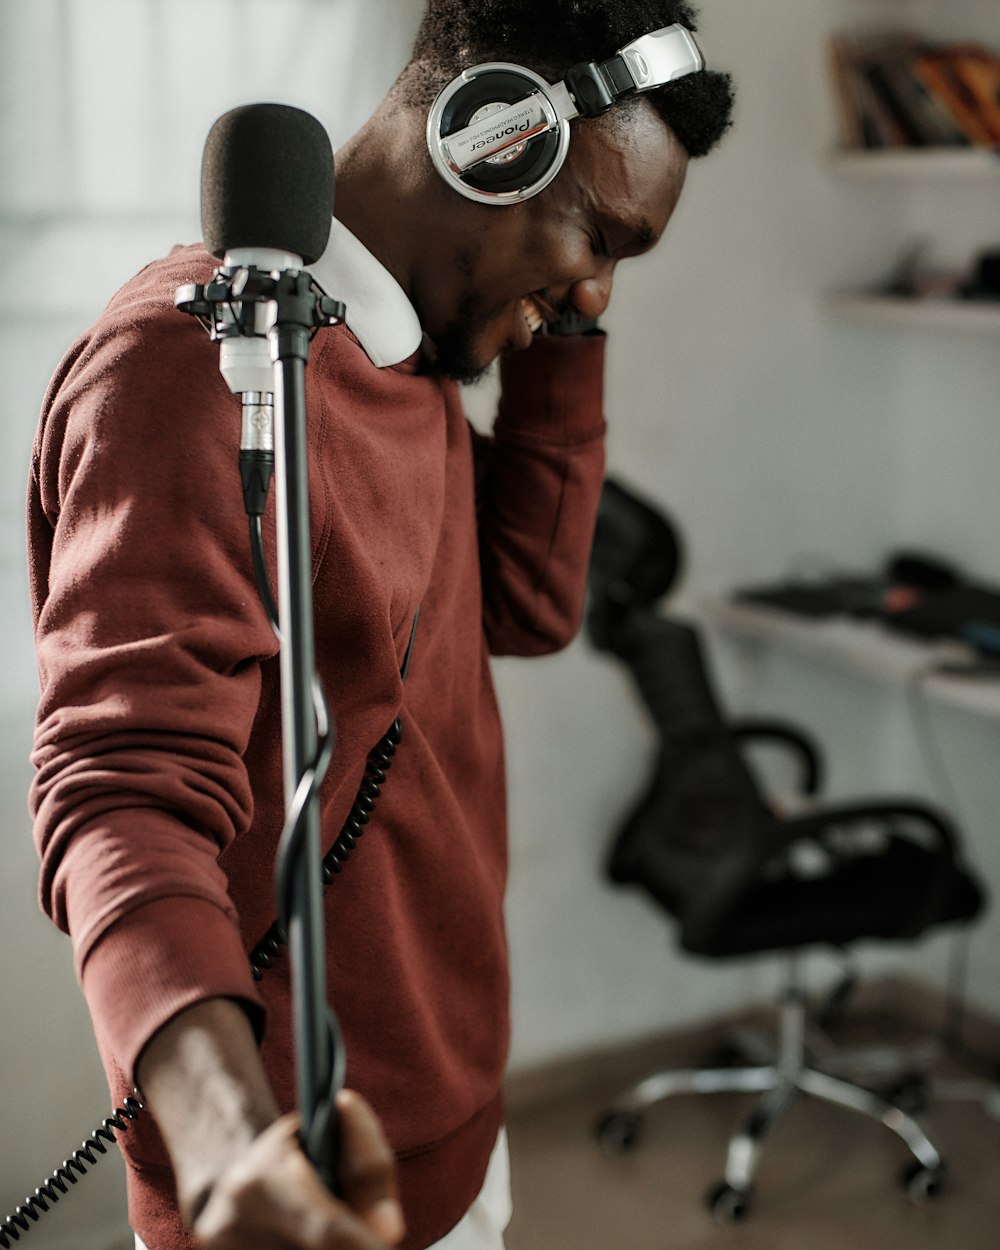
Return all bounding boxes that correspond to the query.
[568,264,615,320]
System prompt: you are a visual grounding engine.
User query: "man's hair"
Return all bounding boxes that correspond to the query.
[402,0,734,158]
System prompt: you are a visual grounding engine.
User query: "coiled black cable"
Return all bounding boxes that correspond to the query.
[0,1098,143,1248]
[250,715,403,980]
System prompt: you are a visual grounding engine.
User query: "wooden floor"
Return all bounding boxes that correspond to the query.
[504,986,1000,1250]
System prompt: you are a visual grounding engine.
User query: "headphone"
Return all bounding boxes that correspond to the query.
[426,24,704,205]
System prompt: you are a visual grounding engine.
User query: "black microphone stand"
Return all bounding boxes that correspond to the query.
[177,266,345,1192]
[270,272,340,1192]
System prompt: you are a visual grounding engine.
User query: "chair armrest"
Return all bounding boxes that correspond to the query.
[729,718,824,797]
[774,797,962,858]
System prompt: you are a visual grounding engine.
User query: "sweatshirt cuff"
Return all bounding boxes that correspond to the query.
[79,895,266,1086]
[496,332,606,444]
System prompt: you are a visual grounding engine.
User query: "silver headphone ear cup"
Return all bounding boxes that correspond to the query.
[426,62,570,204]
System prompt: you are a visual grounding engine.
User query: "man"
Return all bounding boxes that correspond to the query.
[27,2,732,1248]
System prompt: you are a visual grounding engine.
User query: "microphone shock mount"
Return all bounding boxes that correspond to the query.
[175,264,345,344]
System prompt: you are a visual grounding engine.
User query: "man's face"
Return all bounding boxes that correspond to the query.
[416,102,689,383]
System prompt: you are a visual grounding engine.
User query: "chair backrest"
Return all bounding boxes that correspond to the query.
[588,479,784,948]
[602,608,777,930]
[588,476,683,608]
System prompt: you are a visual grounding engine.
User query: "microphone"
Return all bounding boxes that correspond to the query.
[178,104,346,1196]
[184,103,337,513]
[201,102,334,400]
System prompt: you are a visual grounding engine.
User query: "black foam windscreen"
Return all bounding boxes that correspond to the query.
[201,103,334,264]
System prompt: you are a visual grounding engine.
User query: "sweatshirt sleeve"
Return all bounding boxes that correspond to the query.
[27,287,276,1081]
[474,332,606,656]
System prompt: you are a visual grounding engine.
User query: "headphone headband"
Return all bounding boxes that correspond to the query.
[426,24,704,205]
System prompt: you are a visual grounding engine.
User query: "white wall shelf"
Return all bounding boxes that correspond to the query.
[829,147,1000,178]
[700,596,1000,721]
[825,292,1000,335]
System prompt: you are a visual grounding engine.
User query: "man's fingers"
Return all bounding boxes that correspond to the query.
[334,1090,405,1245]
[191,1109,401,1249]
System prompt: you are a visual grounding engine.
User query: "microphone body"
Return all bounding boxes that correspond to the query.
[219,247,303,399]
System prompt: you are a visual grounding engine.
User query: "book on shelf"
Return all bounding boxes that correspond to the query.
[914,47,1000,146]
[827,30,1000,151]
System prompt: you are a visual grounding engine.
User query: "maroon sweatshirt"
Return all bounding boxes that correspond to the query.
[27,244,605,1249]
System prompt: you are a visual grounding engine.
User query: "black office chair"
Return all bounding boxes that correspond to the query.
[587,477,987,1222]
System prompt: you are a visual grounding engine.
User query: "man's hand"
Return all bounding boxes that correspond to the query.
[136,999,404,1249]
[542,306,600,336]
[193,1095,404,1249]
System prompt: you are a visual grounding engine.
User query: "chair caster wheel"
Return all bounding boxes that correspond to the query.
[594,1109,642,1155]
[706,1181,751,1223]
[902,1162,944,1203]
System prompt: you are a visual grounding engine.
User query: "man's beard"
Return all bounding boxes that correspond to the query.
[427,293,499,385]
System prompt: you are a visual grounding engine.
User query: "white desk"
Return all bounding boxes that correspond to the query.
[699,596,1000,722]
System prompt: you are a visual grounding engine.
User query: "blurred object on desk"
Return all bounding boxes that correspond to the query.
[735,546,967,628]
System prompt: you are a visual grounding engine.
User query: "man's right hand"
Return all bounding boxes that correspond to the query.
[192,1095,404,1249]
[136,998,404,1249]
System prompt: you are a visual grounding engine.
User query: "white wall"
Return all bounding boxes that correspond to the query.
[2,0,998,1244]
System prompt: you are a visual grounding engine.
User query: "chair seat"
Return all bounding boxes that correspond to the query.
[681,836,983,958]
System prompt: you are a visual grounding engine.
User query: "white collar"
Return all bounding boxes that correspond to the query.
[309,217,422,368]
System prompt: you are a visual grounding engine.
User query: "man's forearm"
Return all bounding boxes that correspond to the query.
[136,996,280,1224]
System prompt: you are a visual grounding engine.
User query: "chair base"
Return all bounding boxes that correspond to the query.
[595,962,952,1220]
